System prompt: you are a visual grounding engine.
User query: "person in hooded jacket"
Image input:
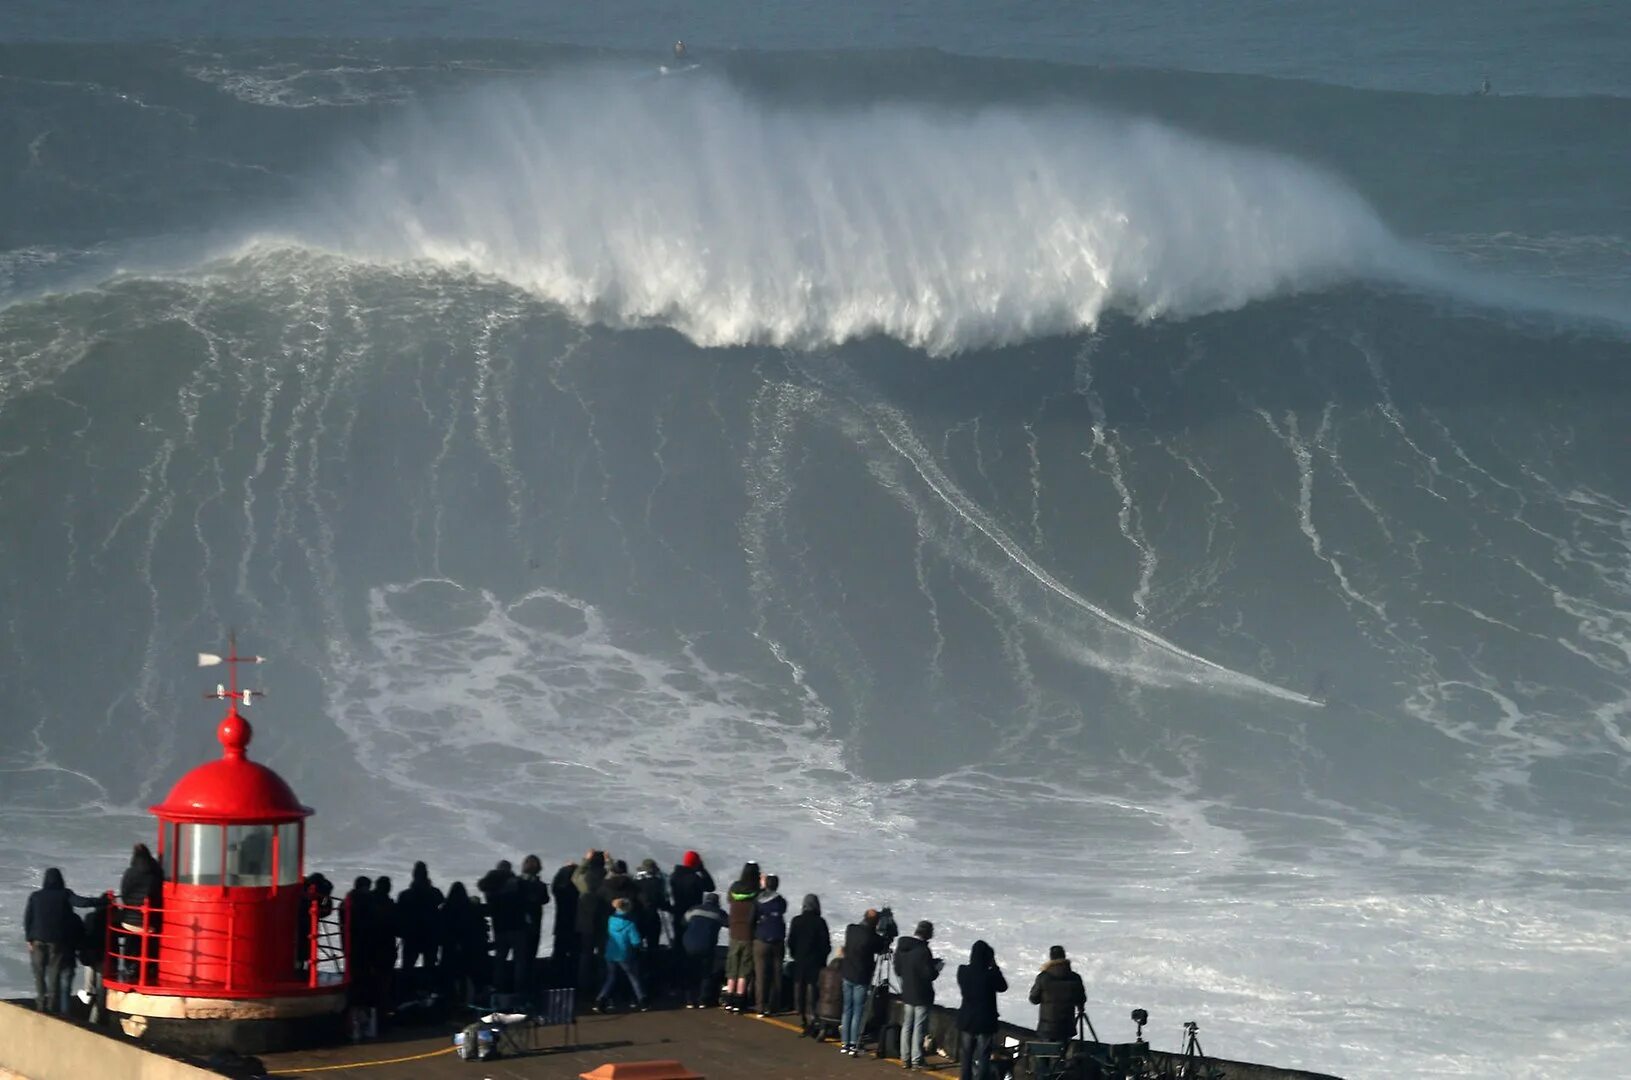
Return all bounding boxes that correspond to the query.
[516,855,550,995]
[839,908,895,1054]
[680,890,727,1007]
[668,850,713,944]
[21,870,90,1016]
[633,858,669,989]
[300,872,335,976]
[341,876,372,990]
[550,861,579,986]
[811,951,845,1041]
[752,873,788,1015]
[956,940,1007,1080]
[477,860,525,993]
[574,853,613,993]
[895,920,942,1069]
[395,861,444,996]
[723,862,761,1012]
[593,898,648,1011]
[437,881,487,1003]
[633,860,669,938]
[600,859,638,906]
[370,877,398,1007]
[571,849,608,898]
[117,843,163,982]
[341,875,382,1029]
[1028,945,1087,1042]
[787,893,830,1027]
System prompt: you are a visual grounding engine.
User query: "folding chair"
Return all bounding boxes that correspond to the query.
[467,987,579,1057]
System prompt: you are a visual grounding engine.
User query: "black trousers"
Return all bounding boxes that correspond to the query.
[791,967,821,1023]
[30,942,69,1013]
[400,937,438,997]
[576,932,601,993]
[752,940,784,1012]
[960,1032,994,1080]
[521,926,541,993]
[552,930,578,987]
[491,929,526,993]
[685,948,715,1005]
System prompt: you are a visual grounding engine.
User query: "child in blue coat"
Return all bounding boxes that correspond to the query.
[594,898,648,1011]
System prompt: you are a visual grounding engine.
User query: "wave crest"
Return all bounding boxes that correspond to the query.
[291,68,1408,354]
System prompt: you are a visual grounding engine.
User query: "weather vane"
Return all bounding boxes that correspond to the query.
[197,631,265,708]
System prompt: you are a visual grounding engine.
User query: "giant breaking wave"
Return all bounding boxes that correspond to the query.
[267,68,1415,354]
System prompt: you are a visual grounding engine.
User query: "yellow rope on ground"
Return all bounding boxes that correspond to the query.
[276,1045,457,1073]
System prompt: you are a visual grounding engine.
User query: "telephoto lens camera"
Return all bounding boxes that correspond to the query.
[876,906,899,939]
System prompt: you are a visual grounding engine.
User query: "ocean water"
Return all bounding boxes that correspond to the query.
[2,5,1630,1078]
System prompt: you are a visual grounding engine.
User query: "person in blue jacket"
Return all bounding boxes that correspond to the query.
[593,898,648,1011]
[681,891,727,1007]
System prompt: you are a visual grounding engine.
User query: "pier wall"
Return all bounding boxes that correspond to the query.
[0,1002,223,1080]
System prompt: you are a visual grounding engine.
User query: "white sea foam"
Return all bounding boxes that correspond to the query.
[269,68,1411,355]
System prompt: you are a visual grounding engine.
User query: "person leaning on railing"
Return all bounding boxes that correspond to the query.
[23,868,104,1013]
[117,844,163,982]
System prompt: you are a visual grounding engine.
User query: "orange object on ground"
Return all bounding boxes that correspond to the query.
[579,1062,705,1080]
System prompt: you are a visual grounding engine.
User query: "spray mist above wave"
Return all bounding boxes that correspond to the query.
[284,67,1412,354]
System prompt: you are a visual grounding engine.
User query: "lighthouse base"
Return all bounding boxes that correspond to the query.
[105,987,347,1055]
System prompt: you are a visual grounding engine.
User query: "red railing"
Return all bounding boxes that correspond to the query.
[103,892,348,996]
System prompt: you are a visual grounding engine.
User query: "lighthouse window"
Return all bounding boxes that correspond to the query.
[176,823,226,886]
[275,822,302,886]
[225,824,275,887]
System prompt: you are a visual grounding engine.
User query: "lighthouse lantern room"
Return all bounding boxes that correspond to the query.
[103,640,348,1052]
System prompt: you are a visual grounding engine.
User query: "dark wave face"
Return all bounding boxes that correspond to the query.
[2,38,1629,1080]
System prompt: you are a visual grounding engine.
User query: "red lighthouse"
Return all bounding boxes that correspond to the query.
[103,642,348,1052]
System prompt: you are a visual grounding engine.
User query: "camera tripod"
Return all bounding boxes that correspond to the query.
[859,944,895,1054]
[1073,1005,1100,1044]
[1176,1021,1209,1080]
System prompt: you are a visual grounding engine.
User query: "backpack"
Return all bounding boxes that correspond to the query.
[454,1022,495,1061]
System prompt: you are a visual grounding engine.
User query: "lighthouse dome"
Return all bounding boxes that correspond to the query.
[150,709,311,823]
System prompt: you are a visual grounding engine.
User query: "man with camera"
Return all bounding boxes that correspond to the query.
[1028,944,1087,1042]
[839,907,897,1055]
[894,920,942,1069]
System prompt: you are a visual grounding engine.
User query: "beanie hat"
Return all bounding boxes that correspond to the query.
[1049,945,1066,961]
[683,850,702,869]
